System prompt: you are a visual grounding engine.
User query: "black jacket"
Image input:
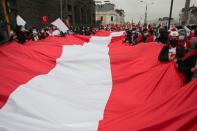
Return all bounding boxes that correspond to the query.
[178,55,197,84]
[16,31,26,44]
[158,45,187,62]
[158,45,169,62]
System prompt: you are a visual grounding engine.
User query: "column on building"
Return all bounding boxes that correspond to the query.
[81,7,86,25]
[86,7,91,25]
[66,0,73,24]
[62,0,67,20]
[71,0,75,25]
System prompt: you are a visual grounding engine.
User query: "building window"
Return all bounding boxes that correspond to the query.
[68,4,72,12]
[111,16,113,22]
[101,16,103,21]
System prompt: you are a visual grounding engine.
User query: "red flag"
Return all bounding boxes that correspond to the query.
[41,16,48,25]
[0,31,196,131]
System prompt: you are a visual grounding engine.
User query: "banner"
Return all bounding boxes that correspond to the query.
[16,15,26,26]
[51,18,69,33]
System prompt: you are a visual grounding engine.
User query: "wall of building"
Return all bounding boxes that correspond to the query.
[96,11,125,25]
[188,10,197,24]
[96,3,125,25]
[96,11,116,25]
[179,5,197,25]
[96,3,115,12]
[16,0,60,27]
[4,0,95,28]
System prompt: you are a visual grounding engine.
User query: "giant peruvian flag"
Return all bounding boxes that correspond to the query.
[0,30,197,131]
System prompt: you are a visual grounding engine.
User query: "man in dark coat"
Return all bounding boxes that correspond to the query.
[123,29,132,44]
[178,37,197,84]
[15,26,27,44]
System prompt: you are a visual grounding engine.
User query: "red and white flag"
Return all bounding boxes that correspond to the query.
[0,30,197,131]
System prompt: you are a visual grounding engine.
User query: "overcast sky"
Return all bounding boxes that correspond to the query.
[99,0,197,22]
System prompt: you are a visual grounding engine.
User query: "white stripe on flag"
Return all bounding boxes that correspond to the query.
[0,36,114,131]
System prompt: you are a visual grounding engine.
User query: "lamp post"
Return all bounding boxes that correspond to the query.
[139,1,154,25]
[168,0,174,29]
[144,4,147,25]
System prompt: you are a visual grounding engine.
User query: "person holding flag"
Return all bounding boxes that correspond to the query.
[158,27,179,62]
[178,37,197,83]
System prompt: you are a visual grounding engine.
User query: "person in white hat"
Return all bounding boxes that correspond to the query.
[158,27,179,62]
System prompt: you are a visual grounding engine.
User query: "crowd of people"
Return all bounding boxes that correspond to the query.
[122,24,197,84]
[156,26,197,84]
[6,25,110,44]
[123,25,197,45]
[1,21,197,84]
[5,23,130,44]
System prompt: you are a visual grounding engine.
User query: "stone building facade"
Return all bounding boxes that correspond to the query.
[179,5,197,25]
[1,0,95,43]
[1,0,96,29]
[96,3,125,25]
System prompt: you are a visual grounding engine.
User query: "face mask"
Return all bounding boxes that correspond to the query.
[179,35,185,40]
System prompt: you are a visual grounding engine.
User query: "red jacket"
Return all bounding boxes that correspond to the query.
[146,35,154,43]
